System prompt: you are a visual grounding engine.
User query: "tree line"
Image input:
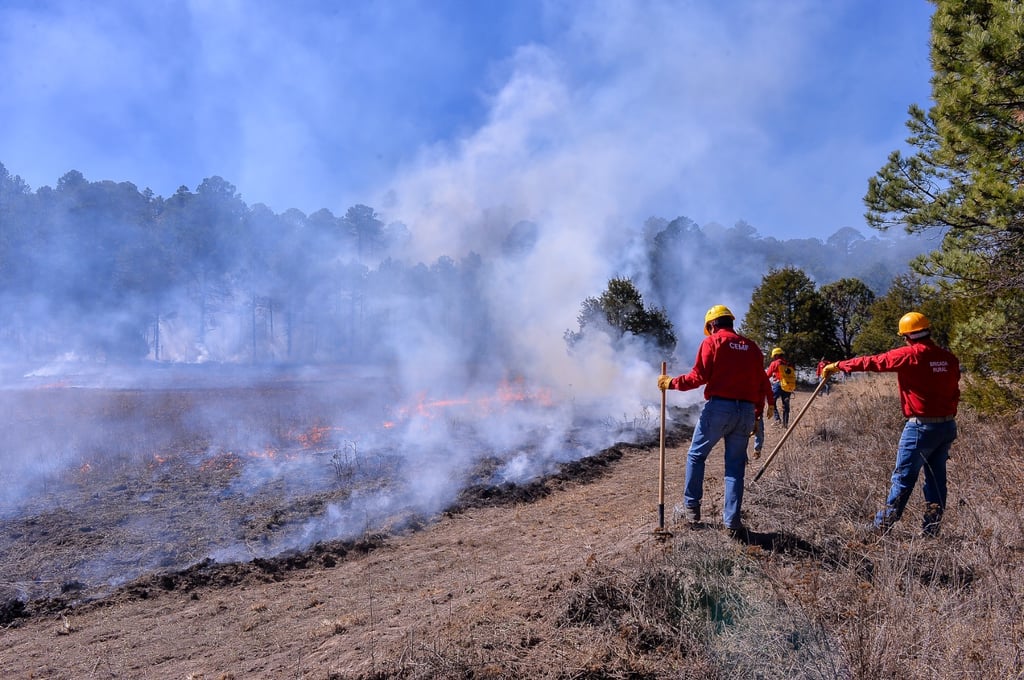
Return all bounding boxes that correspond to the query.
[0,167,492,365]
[568,265,943,372]
[0,161,927,369]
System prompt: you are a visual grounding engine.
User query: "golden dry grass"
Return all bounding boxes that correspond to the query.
[535,374,1024,680]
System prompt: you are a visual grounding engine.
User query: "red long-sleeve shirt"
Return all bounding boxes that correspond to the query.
[669,328,773,415]
[765,358,792,381]
[836,339,960,418]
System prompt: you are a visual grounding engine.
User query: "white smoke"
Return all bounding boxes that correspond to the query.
[0,1,937,598]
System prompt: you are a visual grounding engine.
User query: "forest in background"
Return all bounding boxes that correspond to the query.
[0,162,930,368]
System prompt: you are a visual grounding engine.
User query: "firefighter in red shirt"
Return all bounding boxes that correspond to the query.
[815,357,832,394]
[659,305,774,537]
[766,347,796,426]
[822,311,960,536]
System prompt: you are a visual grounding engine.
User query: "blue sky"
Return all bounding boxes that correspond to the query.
[0,1,934,250]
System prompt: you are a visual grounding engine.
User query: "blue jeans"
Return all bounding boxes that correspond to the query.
[684,398,756,529]
[753,417,764,451]
[771,382,791,426]
[875,419,957,532]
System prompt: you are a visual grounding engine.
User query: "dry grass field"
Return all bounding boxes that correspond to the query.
[1,373,1022,678]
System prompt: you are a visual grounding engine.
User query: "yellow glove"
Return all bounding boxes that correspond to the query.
[766,404,776,420]
[822,362,840,380]
[658,374,673,391]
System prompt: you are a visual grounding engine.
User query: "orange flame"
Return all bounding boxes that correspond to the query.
[295,424,345,449]
[383,376,554,426]
[199,451,240,472]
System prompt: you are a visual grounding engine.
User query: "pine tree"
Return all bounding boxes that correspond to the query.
[565,277,676,361]
[820,277,875,357]
[864,0,1024,413]
[742,266,840,366]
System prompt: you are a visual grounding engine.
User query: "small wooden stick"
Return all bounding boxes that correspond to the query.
[658,361,668,531]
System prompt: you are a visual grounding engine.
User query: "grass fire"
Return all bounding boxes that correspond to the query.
[0,365,613,610]
[0,374,1021,678]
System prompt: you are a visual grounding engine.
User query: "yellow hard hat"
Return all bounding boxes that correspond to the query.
[703,305,734,335]
[898,311,930,336]
[771,347,784,358]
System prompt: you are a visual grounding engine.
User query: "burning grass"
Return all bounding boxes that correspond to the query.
[1,374,1022,679]
[0,374,647,618]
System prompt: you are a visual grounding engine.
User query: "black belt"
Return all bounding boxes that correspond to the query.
[709,396,754,405]
[907,415,956,424]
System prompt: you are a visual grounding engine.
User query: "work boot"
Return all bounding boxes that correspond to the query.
[673,504,700,525]
[725,524,747,541]
[751,447,761,460]
[922,503,943,537]
[873,506,901,534]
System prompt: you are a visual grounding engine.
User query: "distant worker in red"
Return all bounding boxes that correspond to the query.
[659,305,773,537]
[766,347,797,426]
[822,312,960,536]
[816,356,832,394]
